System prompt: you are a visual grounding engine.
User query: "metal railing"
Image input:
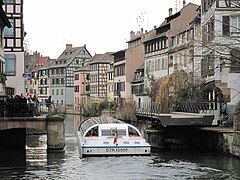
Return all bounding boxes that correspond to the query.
[175,101,217,114]
[134,102,161,115]
[134,101,217,117]
[0,102,67,117]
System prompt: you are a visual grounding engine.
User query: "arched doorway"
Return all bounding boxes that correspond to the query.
[202,81,224,125]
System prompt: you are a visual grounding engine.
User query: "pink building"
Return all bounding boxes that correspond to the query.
[74,65,90,112]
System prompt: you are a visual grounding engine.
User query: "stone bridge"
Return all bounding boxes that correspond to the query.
[0,115,65,152]
[0,116,47,131]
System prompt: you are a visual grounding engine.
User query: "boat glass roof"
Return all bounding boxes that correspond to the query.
[79,117,123,134]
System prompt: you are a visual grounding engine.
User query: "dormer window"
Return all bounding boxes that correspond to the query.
[136,72,142,79]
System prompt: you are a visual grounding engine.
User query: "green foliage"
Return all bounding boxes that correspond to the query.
[82,103,98,117]
[177,89,189,101]
[108,101,117,111]
[82,100,117,117]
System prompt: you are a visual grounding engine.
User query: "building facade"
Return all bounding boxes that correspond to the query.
[112,50,126,104]
[38,59,54,102]
[201,0,240,113]
[141,3,201,108]
[89,52,114,102]
[131,63,146,106]
[49,44,92,109]
[125,29,146,103]
[0,0,11,95]
[107,62,114,101]
[73,65,90,112]
[28,56,50,96]
[3,0,25,95]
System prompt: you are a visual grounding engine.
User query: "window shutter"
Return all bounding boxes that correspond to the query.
[222,16,230,36]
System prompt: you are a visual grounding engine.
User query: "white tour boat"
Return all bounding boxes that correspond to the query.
[76,116,151,157]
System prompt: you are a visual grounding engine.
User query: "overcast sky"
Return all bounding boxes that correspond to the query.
[23,0,201,59]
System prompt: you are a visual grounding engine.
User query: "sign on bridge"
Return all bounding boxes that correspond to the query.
[22,73,31,78]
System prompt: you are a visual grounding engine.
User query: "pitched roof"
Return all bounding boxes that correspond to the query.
[153,3,199,39]
[39,59,55,70]
[32,56,50,72]
[167,3,199,37]
[89,52,114,64]
[51,46,91,68]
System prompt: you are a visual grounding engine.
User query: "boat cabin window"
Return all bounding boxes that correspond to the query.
[128,126,140,137]
[101,128,126,136]
[85,126,98,137]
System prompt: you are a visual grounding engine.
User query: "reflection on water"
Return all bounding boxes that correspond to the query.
[0,115,240,179]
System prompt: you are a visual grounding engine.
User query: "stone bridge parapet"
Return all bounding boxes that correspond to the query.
[0,117,47,131]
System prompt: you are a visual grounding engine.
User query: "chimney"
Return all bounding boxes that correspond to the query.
[66,44,72,50]
[169,8,173,16]
[130,31,135,40]
[183,0,186,7]
[84,44,86,48]
[141,28,144,34]
[154,25,157,29]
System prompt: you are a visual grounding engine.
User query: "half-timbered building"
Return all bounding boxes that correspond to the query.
[3,0,25,95]
[38,59,54,103]
[49,44,92,110]
[0,0,11,95]
[89,52,114,102]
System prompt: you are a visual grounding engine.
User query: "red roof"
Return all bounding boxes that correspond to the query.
[32,56,50,72]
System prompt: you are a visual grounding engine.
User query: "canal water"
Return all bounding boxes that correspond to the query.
[0,115,240,179]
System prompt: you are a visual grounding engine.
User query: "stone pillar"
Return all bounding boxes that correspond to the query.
[145,128,165,149]
[47,115,65,152]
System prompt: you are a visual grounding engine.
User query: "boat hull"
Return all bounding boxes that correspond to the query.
[80,146,151,156]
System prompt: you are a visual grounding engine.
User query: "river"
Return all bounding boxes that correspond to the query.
[0,115,240,179]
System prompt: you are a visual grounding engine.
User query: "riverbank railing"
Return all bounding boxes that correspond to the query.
[134,102,161,115]
[134,101,217,116]
[175,101,217,114]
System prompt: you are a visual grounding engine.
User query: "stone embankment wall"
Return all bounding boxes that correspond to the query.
[199,115,240,158]
[230,115,240,157]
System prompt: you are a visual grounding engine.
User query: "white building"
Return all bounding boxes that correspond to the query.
[201,0,240,113]
[3,0,25,95]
